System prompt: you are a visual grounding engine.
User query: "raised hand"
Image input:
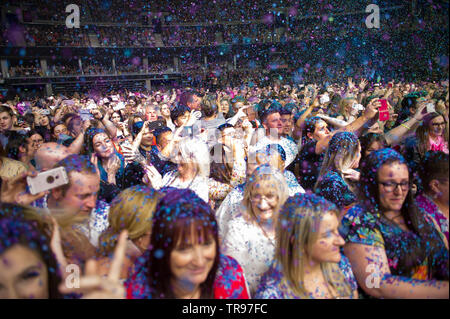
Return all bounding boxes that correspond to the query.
[348,77,356,90]
[342,168,361,181]
[59,230,128,299]
[359,78,368,91]
[413,101,431,122]
[142,164,163,189]
[364,98,381,120]
[0,170,47,205]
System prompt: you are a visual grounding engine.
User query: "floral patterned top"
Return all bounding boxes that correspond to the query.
[315,170,357,209]
[340,204,449,282]
[415,194,449,243]
[215,170,305,240]
[221,209,276,297]
[254,255,358,299]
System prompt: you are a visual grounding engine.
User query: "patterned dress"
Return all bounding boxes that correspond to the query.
[254,255,358,299]
[340,204,449,291]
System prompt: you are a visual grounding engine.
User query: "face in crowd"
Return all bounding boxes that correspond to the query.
[0,111,14,133]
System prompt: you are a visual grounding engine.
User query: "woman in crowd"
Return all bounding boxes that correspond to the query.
[208,143,238,210]
[97,186,162,280]
[315,132,361,211]
[220,165,289,296]
[336,97,358,123]
[144,136,210,202]
[296,98,378,191]
[359,132,387,162]
[110,111,129,142]
[87,128,126,187]
[341,148,449,298]
[0,205,62,299]
[125,188,249,299]
[159,103,175,131]
[255,194,358,299]
[404,112,449,173]
[416,151,449,244]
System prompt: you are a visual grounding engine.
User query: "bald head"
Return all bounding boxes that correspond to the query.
[34,142,71,171]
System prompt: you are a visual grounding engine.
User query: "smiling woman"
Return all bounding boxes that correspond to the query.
[220,165,289,296]
[125,188,249,299]
[255,194,358,299]
[340,148,449,298]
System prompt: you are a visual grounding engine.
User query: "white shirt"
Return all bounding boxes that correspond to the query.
[162,170,209,203]
[250,136,298,167]
[215,170,304,238]
[221,206,275,297]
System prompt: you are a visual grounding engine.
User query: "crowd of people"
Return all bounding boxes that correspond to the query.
[2,1,447,49]
[0,75,449,299]
[0,0,448,302]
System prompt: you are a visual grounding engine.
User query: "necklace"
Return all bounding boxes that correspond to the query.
[254,218,275,246]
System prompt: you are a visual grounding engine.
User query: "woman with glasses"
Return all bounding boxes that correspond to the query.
[404,112,449,173]
[340,148,448,298]
[220,165,289,296]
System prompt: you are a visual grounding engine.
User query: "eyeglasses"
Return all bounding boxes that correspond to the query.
[379,181,409,192]
[250,193,277,203]
[431,122,446,127]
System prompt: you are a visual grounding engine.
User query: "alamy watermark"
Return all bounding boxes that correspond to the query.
[65,264,80,288]
[365,4,380,29]
[365,263,382,289]
[65,4,80,29]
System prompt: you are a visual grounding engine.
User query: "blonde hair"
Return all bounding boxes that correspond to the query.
[243,165,289,222]
[98,186,161,256]
[338,98,356,120]
[11,204,96,264]
[177,136,210,178]
[276,194,353,298]
[315,132,360,192]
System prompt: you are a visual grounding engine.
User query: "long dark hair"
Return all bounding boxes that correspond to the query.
[0,203,63,299]
[146,188,220,299]
[358,148,447,277]
[210,143,233,184]
[359,133,387,162]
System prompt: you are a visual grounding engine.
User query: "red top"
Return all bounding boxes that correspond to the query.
[125,254,249,299]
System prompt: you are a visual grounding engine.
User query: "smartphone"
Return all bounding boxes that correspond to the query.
[378,99,390,121]
[182,126,193,137]
[79,109,94,121]
[27,167,69,195]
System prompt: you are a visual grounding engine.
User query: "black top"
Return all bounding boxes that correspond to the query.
[295,140,324,191]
